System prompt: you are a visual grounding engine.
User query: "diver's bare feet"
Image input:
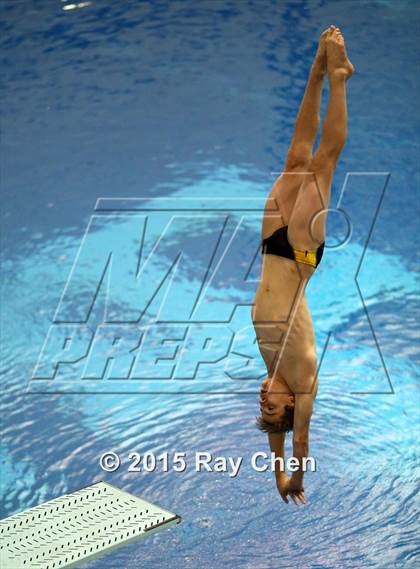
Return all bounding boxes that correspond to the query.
[326,27,354,79]
[312,26,334,77]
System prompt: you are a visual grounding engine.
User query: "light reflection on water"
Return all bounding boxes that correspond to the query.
[1,1,419,567]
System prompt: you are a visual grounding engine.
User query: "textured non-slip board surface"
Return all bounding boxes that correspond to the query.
[0,481,181,569]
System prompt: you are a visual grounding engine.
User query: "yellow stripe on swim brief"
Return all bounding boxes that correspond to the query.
[293,248,318,268]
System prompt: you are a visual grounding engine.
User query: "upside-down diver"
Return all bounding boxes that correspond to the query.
[252,26,354,505]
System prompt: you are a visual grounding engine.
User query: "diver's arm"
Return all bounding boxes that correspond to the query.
[290,393,314,490]
[268,432,287,480]
[268,432,289,500]
[270,432,306,505]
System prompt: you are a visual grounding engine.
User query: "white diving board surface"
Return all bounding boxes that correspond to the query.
[0,481,181,568]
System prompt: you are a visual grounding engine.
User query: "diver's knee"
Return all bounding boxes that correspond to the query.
[310,147,339,173]
[284,145,312,172]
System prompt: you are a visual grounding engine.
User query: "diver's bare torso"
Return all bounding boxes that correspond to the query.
[252,180,318,396]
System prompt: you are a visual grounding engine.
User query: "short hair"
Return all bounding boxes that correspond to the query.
[255,405,294,434]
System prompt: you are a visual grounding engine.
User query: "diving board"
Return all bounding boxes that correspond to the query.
[0,481,181,568]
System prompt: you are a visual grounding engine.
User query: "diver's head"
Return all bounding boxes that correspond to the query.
[256,377,295,433]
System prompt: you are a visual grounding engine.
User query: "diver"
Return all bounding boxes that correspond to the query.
[252,26,354,505]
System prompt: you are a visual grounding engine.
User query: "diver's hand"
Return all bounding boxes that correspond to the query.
[276,473,306,505]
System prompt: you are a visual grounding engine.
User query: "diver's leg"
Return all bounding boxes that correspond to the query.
[283,26,333,171]
[268,27,333,223]
[314,27,354,165]
[287,28,354,248]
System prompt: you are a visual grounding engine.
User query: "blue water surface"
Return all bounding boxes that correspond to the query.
[1,1,419,568]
